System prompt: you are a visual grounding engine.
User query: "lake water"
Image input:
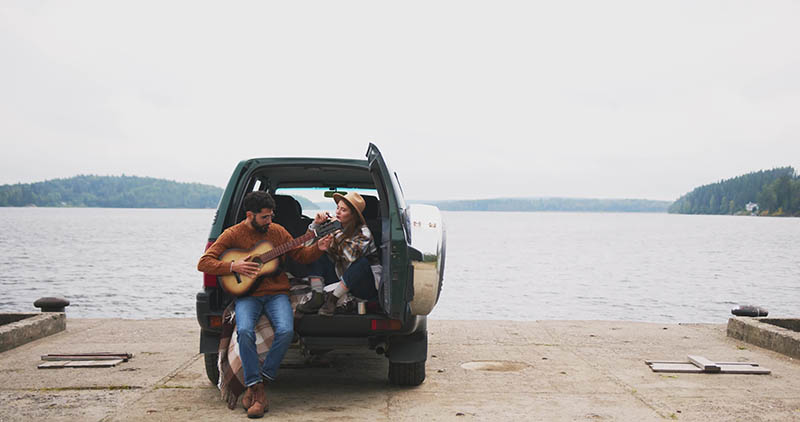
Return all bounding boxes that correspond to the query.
[0,208,797,323]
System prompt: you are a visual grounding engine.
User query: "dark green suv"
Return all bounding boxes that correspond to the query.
[196,144,445,386]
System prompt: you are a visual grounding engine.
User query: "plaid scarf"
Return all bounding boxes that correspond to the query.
[328,225,380,280]
[217,282,311,409]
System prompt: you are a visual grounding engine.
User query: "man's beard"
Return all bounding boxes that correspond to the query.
[251,220,269,233]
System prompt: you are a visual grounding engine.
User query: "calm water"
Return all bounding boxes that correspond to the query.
[0,208,797,323]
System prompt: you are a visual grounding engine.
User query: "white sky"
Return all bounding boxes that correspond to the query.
[1,1,798,201]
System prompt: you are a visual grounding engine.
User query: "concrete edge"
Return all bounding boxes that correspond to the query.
[726,316,800,360]
[0,312,66,353]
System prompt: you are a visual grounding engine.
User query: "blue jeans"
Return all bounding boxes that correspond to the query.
[234,294,293,386]
[310,255,378,300]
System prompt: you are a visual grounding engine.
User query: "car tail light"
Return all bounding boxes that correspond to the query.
[203,273,218,288]
[202,241,218,288]
[208,315,223,328]
[371,319,402,331]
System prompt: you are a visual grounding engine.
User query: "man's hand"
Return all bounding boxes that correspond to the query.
[317,234,334,251]
[231,258,260,278]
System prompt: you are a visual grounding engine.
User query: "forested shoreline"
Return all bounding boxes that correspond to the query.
[0,175,222,208]
[3,169,798,215]
[668,167,800,216]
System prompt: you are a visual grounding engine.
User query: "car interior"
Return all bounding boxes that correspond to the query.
[231,165,386,290]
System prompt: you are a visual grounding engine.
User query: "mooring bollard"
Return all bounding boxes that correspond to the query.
[731,305,768,317]
[33,297,70,313]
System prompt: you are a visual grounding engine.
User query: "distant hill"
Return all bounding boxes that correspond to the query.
[0,175,223,208]
[293,196,319,211]
[414,197,672,213]
[668,167,799,216]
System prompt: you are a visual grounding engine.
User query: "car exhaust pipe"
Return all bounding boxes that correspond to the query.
[375,342,387,355]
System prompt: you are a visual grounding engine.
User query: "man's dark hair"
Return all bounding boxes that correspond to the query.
[243,191,276,214]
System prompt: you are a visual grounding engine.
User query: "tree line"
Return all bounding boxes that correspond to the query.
[0,175,223,208]
[668,167,800,216]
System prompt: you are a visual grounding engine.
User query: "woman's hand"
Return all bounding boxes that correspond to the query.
[317,234,334,251]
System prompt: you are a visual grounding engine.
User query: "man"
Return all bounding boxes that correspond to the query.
[197,191,324,418]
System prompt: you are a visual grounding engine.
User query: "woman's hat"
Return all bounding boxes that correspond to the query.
[333,191,367,225]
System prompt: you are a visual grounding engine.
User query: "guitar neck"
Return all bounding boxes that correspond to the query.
[257,231,315,262]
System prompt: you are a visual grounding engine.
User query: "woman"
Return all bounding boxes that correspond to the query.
[301,191,382,316]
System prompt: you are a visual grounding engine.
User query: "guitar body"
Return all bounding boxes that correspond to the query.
[218,241,281,297]
[214,219,342,297]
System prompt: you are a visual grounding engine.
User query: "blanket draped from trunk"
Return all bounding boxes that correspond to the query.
[217,282,311,410]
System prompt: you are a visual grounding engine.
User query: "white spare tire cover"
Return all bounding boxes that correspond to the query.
[406,204,445,316]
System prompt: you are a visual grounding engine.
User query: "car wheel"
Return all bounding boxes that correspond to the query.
[204,352,220,386]
[388,361,426,386]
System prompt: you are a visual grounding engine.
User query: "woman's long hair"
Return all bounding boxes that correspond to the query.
[338,199,364,240]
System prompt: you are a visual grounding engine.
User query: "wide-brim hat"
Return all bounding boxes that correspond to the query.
[333,191,367,226]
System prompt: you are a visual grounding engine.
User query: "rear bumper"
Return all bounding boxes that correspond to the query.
[294,313,424,337]
[296,314,427,363]
[298,330,427,364]
[196,290,427,359]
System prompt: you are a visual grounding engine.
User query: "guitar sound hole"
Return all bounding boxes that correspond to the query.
[251,257,263,264]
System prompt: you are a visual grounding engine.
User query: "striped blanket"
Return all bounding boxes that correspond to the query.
[217,282,312,409]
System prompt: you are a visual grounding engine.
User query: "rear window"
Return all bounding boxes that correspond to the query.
[275,187,379,215]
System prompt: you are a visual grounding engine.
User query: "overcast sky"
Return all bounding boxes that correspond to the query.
[1,1,798,201]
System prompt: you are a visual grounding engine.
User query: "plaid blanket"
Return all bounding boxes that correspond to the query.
[217,282,311,409]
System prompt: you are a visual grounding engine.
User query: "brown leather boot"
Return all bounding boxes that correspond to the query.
[296,290,324,313]
[318,292,339,317]
[241,385,253,410]
[246,382,268,418]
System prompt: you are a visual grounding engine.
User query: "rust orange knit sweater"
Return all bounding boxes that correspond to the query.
[197,220,323,296]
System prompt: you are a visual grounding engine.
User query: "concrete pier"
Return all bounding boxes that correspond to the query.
[0,312,65,353]
[0,318,798,421]
[727,316,800,360]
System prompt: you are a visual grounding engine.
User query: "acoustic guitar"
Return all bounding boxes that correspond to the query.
[218,220,341,297]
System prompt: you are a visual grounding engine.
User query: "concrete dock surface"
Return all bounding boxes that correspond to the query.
[0,318,798,421]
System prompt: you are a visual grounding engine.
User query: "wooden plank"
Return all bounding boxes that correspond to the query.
[688,355,721,373]
[647,356,769,374]
[44,352,131,356]
[37,361,69,369]
[41,355,129,362]
[37,359,125,369]
[715,362,759,366]
[646,360,758,366]
[649,363,703,373]
[63,359,124,368]
[719,365,771,375]
[41,353,132,361]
